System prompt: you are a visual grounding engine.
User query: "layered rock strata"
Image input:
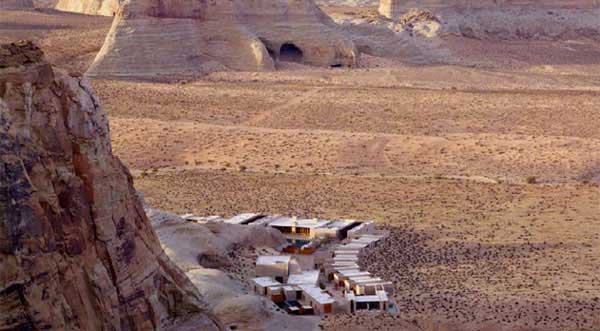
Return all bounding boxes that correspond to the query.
[55,0,121,16]
[88,0,358,78]
[0,41,221,331]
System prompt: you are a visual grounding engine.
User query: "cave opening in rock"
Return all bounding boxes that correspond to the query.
[279,43,303,63]
[266,47,277,61]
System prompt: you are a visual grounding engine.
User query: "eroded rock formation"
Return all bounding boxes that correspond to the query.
[55,0,121,16]
[0,41,222,331]
[88,0,358,78]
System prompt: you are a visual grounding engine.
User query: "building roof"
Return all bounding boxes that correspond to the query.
[319,220,357,230]
[252,215,281,226]
[179,214,208,222]
[205,215,225,222]
[223,213,263,225]
[334,250,360,256]
[268,286,283,292]
[298,285,335,305]
[335,268,361,275]
[330,264,360,270]
[354,291,388,302]
[269,217,331,229]
[333,257,358,263]
[252,276,282,287]
[256,255,291,265]
[349,277,384,284]
[339,270,371,278]
[337,243,369,250]
[354,236,382,244]
[334,254,359,259]
[287,270,320,286]
[348,221,373,232]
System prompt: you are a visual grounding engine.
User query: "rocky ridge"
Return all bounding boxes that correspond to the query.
[0,41,222,331]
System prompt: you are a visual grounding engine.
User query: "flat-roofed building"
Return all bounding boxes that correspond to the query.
[282,285,303,301]
[223,213,265,225]
[334,270,372,286]
[345,290,389,313]
[337,242,369,251]
[347,221,376,239]
[251,276,282,296]
[324,263,360,278]
[267,217,362,240]
[287,270,320,286]
[252,215,281,227]
[268,217,330,238]
[298,285,335,315]
[313,220,361,240]
[333,250,360,257]
[344,276,384,292]
[267,286,285,302]
[353,281,395,296]
[256,255,292,282]
[179,214,208,223]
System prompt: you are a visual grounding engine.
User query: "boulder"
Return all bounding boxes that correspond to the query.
[212,295,271,326]
[0,41,222,331]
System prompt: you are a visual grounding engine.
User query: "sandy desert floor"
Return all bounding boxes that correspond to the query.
[1,6,599,331]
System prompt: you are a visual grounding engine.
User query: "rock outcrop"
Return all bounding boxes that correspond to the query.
[0,0,34,9]
[0,41,222,331]
[88,0,358,78]
[55,0,121,16]
[380,0,599,18]
[376,0,600,42]
[146,207,297,329]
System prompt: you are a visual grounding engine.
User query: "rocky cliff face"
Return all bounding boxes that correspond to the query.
[87,0,358,78]
[55,0,120,16]
[0,41,222,331]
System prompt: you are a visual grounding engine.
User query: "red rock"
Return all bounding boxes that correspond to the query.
[0,41,222,331]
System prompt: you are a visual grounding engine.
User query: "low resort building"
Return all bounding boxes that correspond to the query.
[255,255,297,282]
[187,212,394,316]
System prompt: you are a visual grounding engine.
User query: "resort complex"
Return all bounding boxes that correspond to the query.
[181,213,394,316]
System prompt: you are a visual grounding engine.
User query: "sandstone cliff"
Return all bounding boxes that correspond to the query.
[88,0,358,78]
[55,0,120,16]
[0,41,222,331]
[380,0,599,18]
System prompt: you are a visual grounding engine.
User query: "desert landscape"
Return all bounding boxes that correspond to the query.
[1,0,599,330]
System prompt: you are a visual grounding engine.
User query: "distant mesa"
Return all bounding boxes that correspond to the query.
[379,0,600,18]
[55,0,121,16]
[0,0,34,9]
[87,0,358,79]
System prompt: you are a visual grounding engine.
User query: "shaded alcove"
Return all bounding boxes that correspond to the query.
[279,43,303,63]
